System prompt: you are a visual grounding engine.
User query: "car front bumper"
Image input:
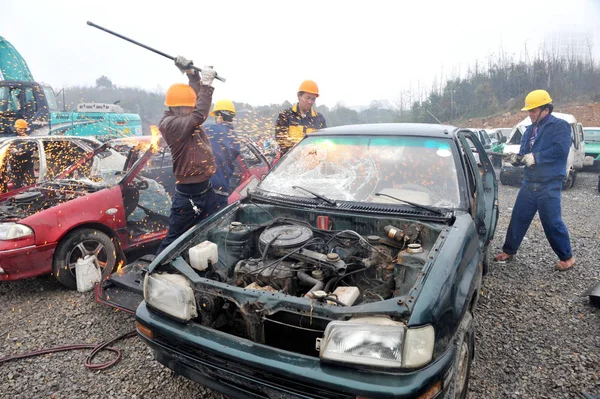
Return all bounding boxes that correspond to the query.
[136,302,454,399]
[0,243,56,280]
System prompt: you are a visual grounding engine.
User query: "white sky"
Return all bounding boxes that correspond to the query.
[1,0,599,108]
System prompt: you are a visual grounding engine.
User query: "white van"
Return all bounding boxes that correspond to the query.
[500,112,594,189]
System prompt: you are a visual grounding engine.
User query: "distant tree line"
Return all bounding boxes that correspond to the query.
[55,45,600,136]
[410,48,600,123]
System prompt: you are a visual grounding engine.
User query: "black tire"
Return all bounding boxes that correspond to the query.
[597,175,600,193]
[499,173,508,186]
[53,228,117,289]
[562,171,575,190]
[482,245,490,276]
[450,311,475,399]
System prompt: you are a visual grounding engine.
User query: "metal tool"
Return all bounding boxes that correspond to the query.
[87,21,226,83]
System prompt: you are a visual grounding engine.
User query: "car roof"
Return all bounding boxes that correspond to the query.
[1,135,102,146]
[310,123,459,139]
[516,112,577,127]
[583,127,600,130]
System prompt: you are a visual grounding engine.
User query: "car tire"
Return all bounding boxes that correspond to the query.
[482,245,490,276]
[562,170,575,190]
[53,228,117,290]
[450,311,474,399]
[597,175,600,193]
[499,173,508,186]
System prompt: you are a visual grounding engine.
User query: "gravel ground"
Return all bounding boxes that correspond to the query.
[1,171,599,399]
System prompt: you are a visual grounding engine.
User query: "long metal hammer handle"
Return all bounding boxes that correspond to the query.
[87,21,226,82]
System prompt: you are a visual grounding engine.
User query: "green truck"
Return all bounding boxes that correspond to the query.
[0,35,142,138]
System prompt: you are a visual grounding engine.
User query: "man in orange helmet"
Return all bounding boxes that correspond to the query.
[495,89,574,271]
[275,80,327,155]
[14,119,29,136]
[8,119,36,188]
[155,56,218,255]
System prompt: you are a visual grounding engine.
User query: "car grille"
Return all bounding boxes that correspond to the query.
[263,311,330,357]
[153,332,353,399]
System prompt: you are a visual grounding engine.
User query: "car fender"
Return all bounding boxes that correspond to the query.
[407,214,483,356]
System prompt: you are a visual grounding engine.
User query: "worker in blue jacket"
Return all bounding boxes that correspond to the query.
[495,90,575,271]
[204,99,241,215]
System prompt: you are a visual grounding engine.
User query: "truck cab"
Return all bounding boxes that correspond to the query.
[0,80,142,138]
[0,80,56,136]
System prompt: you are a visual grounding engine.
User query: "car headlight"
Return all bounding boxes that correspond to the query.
[143,273,197,322]
[0,223,34,240]
[317,317,435,369]
[402,324,435,367]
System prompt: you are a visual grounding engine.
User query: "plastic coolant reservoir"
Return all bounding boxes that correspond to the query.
[75,255,102,293]
[189,241,218,271]
[328,286,360,306]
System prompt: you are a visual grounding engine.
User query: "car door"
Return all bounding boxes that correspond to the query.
[0,138,41,192]
[458,130,499,244]
[234,140,270,188]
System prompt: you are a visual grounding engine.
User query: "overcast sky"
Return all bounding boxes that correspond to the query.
[2,0,599,108]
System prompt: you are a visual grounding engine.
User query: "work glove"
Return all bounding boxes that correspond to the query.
[200,66,217,87]
[523,153,535,167]
[503,152,520,166]
[174,56,194,74]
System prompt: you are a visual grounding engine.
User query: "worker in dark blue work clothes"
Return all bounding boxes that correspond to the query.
[495,89,575,271]
[155,56,218,255]
[204,99,241,215]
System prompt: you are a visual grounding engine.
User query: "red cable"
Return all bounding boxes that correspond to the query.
[0,330,137,370]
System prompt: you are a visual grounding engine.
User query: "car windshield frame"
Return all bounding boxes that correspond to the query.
[257,134,466,210]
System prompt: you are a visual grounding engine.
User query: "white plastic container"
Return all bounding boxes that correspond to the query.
[329,286,360,306]
[188,241,218,271]
[75,255,102,293]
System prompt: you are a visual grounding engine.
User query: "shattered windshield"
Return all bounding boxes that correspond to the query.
[56,148,128,188]
[258,135,461,207]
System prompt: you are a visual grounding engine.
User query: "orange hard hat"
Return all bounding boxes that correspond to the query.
[165,83,196,107]
[298,80,319,97]
[14,119,28,129]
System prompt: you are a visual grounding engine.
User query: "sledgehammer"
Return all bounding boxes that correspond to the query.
[86,21,226,83]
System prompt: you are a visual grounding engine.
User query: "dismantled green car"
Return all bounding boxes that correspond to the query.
[109,124,498,399]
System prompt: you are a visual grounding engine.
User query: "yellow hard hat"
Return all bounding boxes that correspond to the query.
[298,80,319,97]
[521,89,552,111]
[14,119,28,129]
[210,99,236,117]
[165,83,196,107]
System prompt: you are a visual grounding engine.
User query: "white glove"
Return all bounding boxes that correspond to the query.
[523,153,535,167]
[200,66,217,87]
[174,56,193,73]
[504,153,519,165]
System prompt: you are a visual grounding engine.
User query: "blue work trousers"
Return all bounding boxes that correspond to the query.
[156,182,211,255]
[503,179,572,261]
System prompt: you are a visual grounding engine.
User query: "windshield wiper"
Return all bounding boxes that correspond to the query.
[292,186,337,205]
[374,192,445,216]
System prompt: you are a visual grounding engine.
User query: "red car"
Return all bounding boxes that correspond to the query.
[0,137,270,288]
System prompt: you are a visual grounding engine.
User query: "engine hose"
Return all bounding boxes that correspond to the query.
[0,330,137,370]
[297,271,324,293]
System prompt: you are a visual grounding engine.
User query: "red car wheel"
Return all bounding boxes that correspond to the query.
[52,228,117,289]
